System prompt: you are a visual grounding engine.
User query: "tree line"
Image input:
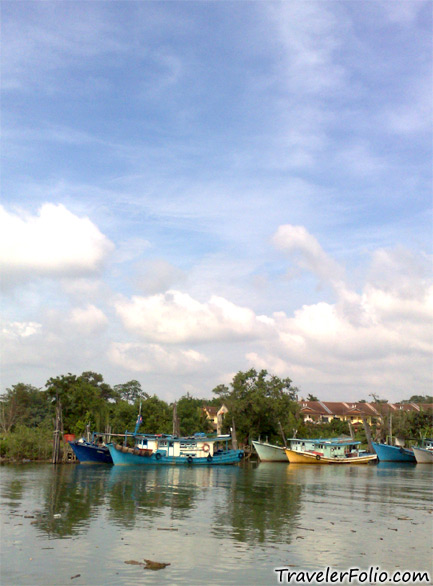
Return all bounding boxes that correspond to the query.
[0,369,432,460]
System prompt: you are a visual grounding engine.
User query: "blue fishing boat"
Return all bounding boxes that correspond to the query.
[69,435,113,464]
[107,433,244,466]
[372,442,416,463]
[69,413,144,464]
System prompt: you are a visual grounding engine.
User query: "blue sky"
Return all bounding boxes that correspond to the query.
[1,1,432,402]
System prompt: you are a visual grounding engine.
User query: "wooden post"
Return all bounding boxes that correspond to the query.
[389,414,393,445]
[362,417,374,454]
[278,421,287,448]
[348,421,355,440]
[216,411,223,436]
[231,418,238,450]
[52,396,63,464]
[172,403,180,436]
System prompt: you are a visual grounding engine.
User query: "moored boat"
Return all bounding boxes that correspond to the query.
[371,442,416,463]
[412,439,433,464]
[69,436,113,464]
[70,412,144,464]
[107,433,244,466]
[252,441,288,462]
[285,438,377,465]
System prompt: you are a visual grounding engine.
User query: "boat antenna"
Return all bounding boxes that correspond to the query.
[134,401,143,435]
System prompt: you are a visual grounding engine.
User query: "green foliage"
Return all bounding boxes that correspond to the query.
[377,409,433,442]
[213,369,299,444]
[0,423,53,460]
[176,394,213,436]
[401,395,433,404]
[139,396,172,434]
[45,372,113,434]
[406,410,433,440]
[109,400,139,434]
[0,383,49,433]
[113,380,149,404]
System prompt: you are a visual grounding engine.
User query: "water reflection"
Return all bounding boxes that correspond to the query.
[16,463,303,544]
[2,477,26,506]
[106,466,202,527]
[4,461,431,550]
[32,465,108,538]
[212,463,302,545]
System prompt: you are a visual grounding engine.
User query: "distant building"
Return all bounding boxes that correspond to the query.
[298,401,433,427]
[202,404,228,431]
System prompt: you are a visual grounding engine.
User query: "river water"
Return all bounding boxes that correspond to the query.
[1,462,432,585]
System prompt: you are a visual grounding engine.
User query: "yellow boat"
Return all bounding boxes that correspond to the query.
[285,438,377,465]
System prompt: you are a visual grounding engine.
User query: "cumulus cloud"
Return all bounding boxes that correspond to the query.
[1,320,42,339]
[0,203,114,286]
[67,304,108,335]
[109,342,208,373]
[272,224,343,283]
[114,290,274,344]
[243,261,433,399]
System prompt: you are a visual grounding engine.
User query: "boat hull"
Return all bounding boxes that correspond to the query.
[69,441,113,464]
[412,447,433,464]
[107,443,244,466]
[372,442,416,463]
[285,449,377,465]
[252,441,288,462]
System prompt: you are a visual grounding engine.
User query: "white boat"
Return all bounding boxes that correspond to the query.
[412,439,433,464]
[252,441,288,462]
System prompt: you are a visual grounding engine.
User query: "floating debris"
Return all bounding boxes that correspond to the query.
[125,560,143,566]
[157,528,178,531]
[70,574,81,580]
[143,559,170,571]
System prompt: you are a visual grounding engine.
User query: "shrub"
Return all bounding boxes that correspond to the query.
[1,424,53,460]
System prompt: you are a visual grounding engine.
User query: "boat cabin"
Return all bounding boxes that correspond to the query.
[133,433,232,459]
[289,438,362,459]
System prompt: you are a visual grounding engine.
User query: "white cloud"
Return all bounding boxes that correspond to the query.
[0,203,114,285]
[114,290,274,344]
[133,259,186,295]
[67,305,108,335]
[266,1,346,95]
[109,342,208,373]
[243,265,432,399]
[272,224,343,284]
[1,320,42,339]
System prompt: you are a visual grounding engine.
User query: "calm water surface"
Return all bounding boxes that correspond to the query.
[1,462,432,585]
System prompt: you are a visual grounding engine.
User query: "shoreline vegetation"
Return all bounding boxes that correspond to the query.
[1,369,432,462]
